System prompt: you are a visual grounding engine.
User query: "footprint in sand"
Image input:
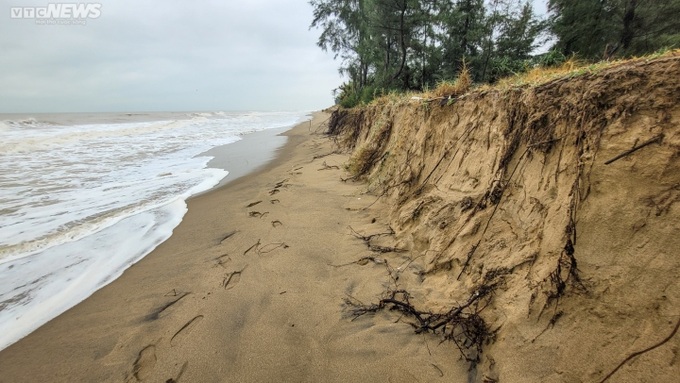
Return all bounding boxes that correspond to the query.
[214,254,231,268]
[166,361,189,383]
[267,179,291,196]
[248,211,269,218]
[222,268,245,290]
[132,345,157,381]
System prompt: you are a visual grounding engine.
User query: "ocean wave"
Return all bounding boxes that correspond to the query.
[0,110,309,351]
[0,117,55,129]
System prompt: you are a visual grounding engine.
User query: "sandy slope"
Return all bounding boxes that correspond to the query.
[328,55,680,382]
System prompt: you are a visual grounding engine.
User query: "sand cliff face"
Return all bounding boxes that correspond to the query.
[328,55,680,382]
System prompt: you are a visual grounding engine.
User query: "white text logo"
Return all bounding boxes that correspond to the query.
[10,3,102,24]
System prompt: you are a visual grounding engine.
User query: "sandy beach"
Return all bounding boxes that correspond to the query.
[0,112,463,382]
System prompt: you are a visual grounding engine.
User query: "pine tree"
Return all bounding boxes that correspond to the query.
[548,0,680,60]
[489,1,544,81]
[309,0,548,105]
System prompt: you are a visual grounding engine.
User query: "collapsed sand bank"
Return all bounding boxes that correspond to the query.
[327,54,680,382]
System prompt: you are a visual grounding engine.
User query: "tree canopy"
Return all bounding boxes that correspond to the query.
[310,0,680,107]
[549,0,680,60]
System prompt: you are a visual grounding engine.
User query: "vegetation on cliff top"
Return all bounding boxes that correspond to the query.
[310,0,680,107]
[389,48,680,106]
[324,54,680,382]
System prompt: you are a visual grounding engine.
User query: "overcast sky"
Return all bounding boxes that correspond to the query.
[0,0,342,113]
[0,0,549,114]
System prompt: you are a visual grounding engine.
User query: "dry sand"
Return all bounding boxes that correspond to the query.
[324,55,680,382]
[0,113,466,382]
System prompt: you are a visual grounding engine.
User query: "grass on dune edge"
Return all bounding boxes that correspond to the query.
[362,48,680,108]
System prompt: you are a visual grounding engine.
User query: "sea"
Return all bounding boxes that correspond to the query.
[0,111,310,351]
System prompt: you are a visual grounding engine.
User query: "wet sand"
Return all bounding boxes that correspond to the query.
[0,112,462,382]
[203,123,293,188]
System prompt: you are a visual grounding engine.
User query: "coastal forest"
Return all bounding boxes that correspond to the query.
[309,0,680,106]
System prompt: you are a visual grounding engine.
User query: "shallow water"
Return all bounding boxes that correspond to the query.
[0,111,309,350]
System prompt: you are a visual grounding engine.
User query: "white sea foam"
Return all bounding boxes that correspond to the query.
[0,200,187,351]
[0,111,309,350]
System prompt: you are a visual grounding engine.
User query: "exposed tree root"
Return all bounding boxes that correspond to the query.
[318,161,340,171]
[604,134,664,165]
[257,242,289,255]
[348,225,395,242]
[330,255,388,269]
[598,317,680,383]
[344,279,500,366]
[348,225,405,253]
[243,240,261,256]
[218,230,238,244]
[312,151,340,161]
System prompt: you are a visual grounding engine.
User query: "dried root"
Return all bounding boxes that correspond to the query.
[344,278,501,366]
[348,226,406,254]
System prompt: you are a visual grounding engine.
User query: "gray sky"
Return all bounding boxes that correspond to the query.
[0,1,549,114]
[0,0,342,113]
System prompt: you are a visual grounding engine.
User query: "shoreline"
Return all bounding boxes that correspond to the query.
[0,115,322,369]
[0,118,306,352]
[0,111,462,382]
[200,122,298,191]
